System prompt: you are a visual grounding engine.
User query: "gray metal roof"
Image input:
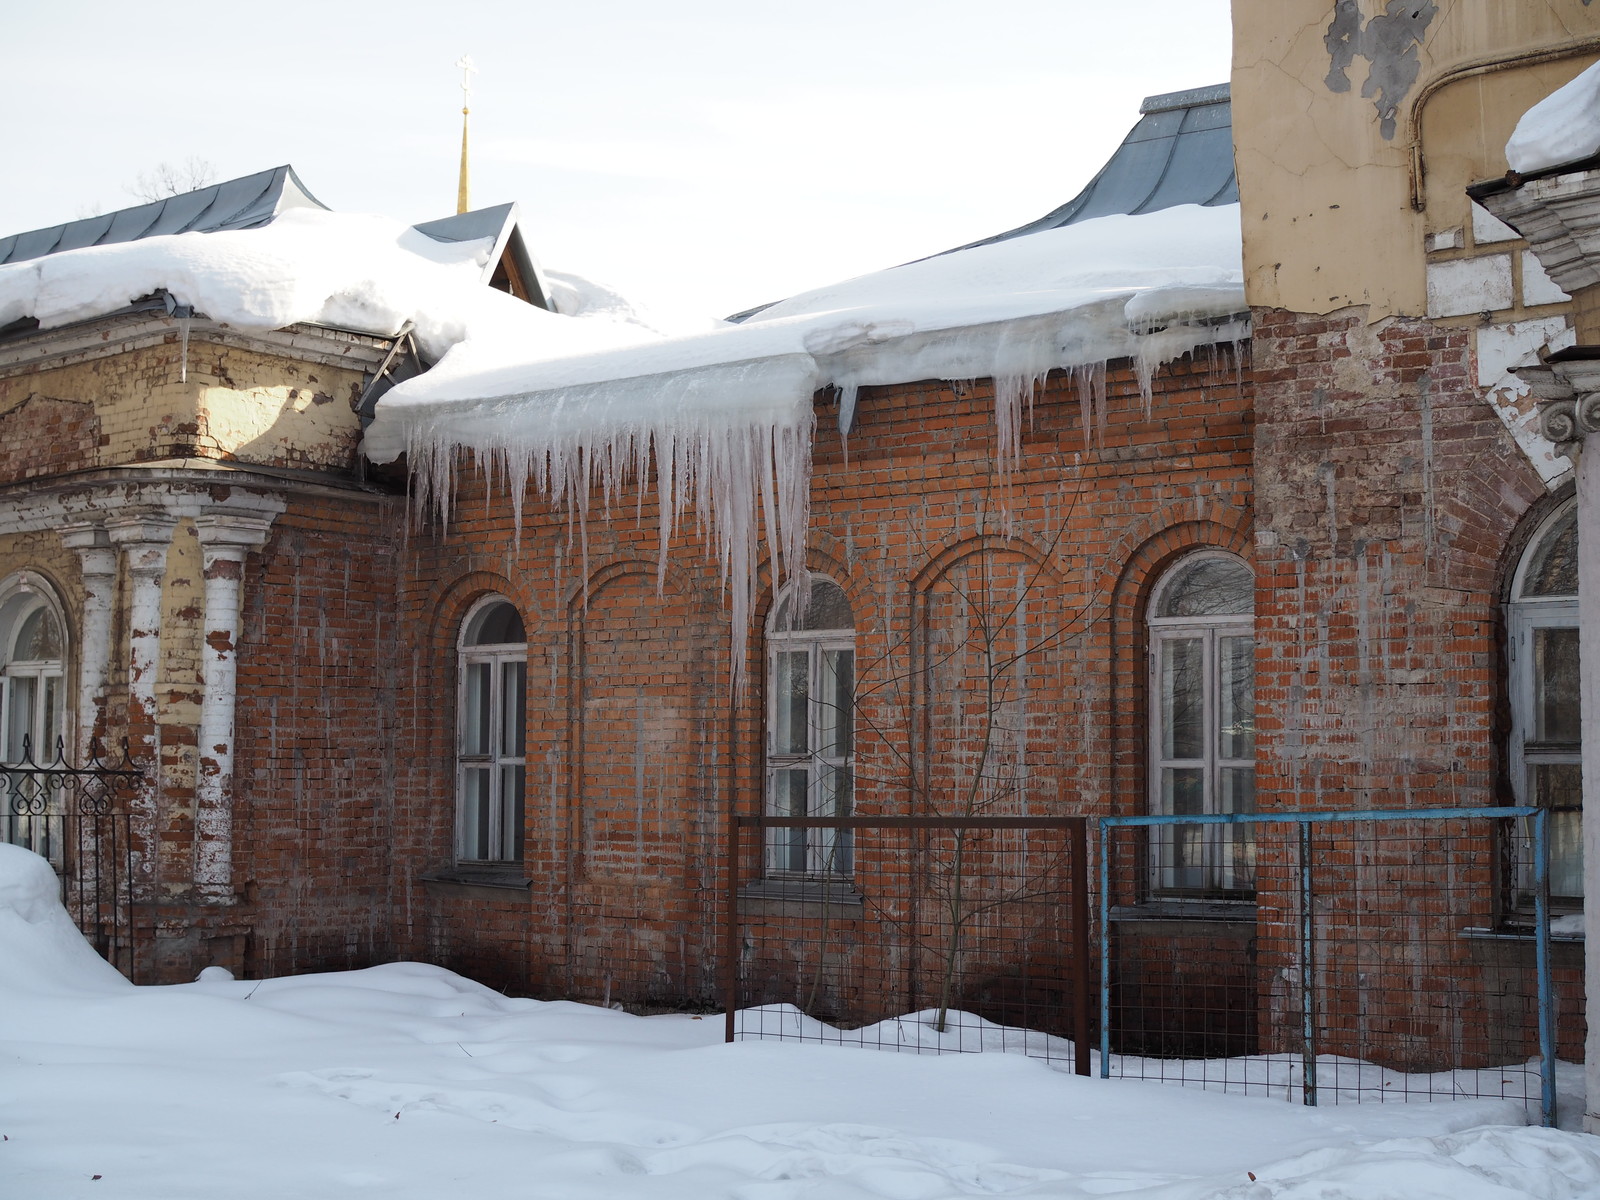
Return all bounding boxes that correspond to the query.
[726,84,1237,322]
[413,202,554,311]
[944,83,1236,253]
[0,166,328,266]
[0,167,556,319]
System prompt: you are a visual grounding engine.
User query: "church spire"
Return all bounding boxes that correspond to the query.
[455,55,476,214]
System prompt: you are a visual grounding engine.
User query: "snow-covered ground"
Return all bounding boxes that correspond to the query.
[3,844,1597,1200]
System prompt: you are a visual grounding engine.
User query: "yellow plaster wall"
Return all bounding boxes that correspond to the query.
[1233,0,1600,318]
[0,334,368,475]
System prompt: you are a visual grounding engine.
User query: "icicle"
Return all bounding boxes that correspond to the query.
[400,358,816,694]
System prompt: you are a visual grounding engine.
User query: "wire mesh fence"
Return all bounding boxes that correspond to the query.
[726,816,1092,1073]
[1098,807,1559,1124]
[723,805,1561,1125]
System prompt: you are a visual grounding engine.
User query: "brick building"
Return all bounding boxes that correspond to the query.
[2,1,1598,1126]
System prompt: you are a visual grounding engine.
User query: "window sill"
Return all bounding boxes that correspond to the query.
[1110,900,1256,923]
[420,865,531,902]
[739,877,864,918]
[1461,926,1584,943]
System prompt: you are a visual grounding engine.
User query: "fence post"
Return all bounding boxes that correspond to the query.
[1070,817,1090,1076]
[1098,819,1112,1079]
[724,808,741,1044]
[1533,807,1556,1128]
[1299,821,1318,1107]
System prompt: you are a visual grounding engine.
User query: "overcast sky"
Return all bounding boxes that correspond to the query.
[2,1,1233,319]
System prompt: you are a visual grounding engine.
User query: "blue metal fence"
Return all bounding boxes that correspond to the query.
[1097,806,1557,1126]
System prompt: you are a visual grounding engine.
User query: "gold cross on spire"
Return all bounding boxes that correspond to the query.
[455,54,476,214]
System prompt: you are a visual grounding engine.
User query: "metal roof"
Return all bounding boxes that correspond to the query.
[943,83,1236,254]
[726,84,1237,322]
[0,166,328,267]
[0,167,556,317]
[412,202,554,311]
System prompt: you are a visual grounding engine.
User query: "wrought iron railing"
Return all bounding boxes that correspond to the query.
[4,735,144,979]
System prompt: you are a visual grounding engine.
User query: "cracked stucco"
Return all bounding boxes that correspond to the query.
[1235,0,1600,317]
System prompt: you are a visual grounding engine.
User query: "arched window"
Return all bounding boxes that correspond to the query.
[1508,500,1581,904]
[457,597,527,863]
[766,577,854,876]
[1,572,69,860]
[1148,552,1255,896]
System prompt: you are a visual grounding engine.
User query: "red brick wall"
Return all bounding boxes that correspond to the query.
[229,491,404,978]
[1250,306,1582,1064]
[386,348,1257,1020]
[0,393,99,482]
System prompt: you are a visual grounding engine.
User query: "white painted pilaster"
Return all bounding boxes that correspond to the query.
[192,510,275,903]
[1578,442,1600,1135]
[59,522,115,760]
[105,513,179,732]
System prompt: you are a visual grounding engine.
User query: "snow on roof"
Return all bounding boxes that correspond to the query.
[0,169,1243,682]
[363,202,1243,682]
[1506,58,1600,175]
[0,206,661,360]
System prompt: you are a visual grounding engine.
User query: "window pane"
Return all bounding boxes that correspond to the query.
[1550,808,1584,900]
[41,676,59,756]
[817,764,852,873]
[462,767,492,860]
[466,601,525,646]
[1529,763,1581,898]
[774,579,853,633]
[498,764,525,861]
[1220,767,1256,892]
[1533,627,1581,745]
[1161,638,1205,760]
[6,676,36,762]
[774,650,809,755]
[1521,508,1578,598]
[1219,636,1254,759]
[500,661,526,756]
[768,767,809,872]
[14,609,62,661]
[818,649,853,758]
[1161,765,1204,815]
[1157,557,1253,618]
[1158,825,1204,891]
[463,662,491,755]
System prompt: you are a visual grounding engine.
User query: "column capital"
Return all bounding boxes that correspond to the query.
[1515,349,1600,454]
[194,509,275,554]
[105,510,180,548]
[105,511,179,576]
[59,521,116,577]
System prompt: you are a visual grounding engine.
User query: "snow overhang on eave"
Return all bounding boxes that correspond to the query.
[0,296,397,377]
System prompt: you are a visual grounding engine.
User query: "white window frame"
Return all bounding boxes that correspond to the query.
[0,572,70,864]
[765,577,855,877]
[455,596,527,864]
[1507,499,1582,905]
[1147,552,1255,898]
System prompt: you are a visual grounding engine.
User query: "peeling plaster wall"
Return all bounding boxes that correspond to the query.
[0,334,370,476]
[1233,0,1600,318]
